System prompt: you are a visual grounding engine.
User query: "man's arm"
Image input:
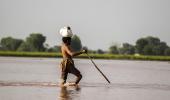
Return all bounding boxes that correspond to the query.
[65,46,86,57]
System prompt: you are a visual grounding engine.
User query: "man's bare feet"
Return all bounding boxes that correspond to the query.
[61,82,78,87]
[59,83,65,87]
[68,82,77,86]
[63,82,70,86]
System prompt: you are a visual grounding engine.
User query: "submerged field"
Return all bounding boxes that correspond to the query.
[0,57,170,100]
[0,51,170,61]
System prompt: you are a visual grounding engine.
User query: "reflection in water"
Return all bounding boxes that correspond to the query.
[59,86,69,100]
[59,86,81,100]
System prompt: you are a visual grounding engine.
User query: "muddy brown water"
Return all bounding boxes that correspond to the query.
[0,57,170,100]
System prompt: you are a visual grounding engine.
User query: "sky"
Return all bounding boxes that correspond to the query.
[0,0,170,50]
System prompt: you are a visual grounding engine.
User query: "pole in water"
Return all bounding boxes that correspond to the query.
[86,53,111,84]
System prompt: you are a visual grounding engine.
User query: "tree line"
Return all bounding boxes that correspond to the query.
[0,33,170,56]
[0,33,82,52]
[108,36,170,56]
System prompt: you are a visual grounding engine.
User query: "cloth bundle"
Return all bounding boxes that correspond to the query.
[59,26,73,37]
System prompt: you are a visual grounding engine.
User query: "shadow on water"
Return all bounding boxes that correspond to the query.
[59,86,81,100]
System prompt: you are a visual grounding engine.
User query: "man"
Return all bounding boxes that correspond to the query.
[60,26,87,86]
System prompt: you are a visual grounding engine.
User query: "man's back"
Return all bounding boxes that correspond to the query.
[61,44,72,59]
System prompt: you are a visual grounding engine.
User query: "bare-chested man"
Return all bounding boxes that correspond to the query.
[60,27,87,86]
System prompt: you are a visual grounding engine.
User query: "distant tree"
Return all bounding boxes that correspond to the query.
[136,38,148,54]
[164,48,170,56]
[135,36,169,55]
[0,45,5,50]
[0,37,23,51]
[145,36,160,45]
[17,42,31,51]
[48,45,61,52]
[97,49,105,54]
[109,45,119,54]
[119,43,135,54]
[152,42,168,55]
[44,43,50,51]
[18,33,46,52]
[27,33,46,51]
[143,45,153,55]
[87,50,97,54]
[71,35,82,52]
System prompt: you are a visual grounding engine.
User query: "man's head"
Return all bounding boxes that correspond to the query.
[62,37,71,45]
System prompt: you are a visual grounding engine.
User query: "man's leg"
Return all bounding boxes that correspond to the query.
[75,73,82,84]
[70,67,82,84]
[61,71,68,85]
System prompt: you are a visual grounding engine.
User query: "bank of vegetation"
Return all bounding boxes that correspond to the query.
[0,33,170,61]
[0,51,170,61]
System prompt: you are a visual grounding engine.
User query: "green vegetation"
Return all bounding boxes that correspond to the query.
[1,33,170,59]
[0,33,82,53]
[0,33,46,52]
[0,51,170,61]
[71,35,82,52]
[135,36,169,55]
[0,37,23,51]
[18,33,46,52]
[109,36,170,56]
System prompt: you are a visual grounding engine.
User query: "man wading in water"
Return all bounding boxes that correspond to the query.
[59,26,87,86]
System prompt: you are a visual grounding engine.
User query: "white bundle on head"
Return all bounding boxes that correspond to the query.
[59,26,73,37]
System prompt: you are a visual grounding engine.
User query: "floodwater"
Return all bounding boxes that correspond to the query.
[0,57,170,100]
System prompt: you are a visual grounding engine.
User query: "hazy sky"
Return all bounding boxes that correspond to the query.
[0,0,170,50]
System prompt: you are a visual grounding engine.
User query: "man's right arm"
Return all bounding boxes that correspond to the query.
[65,46,86,57]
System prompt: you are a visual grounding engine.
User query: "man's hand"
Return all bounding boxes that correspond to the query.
[81,49,87,53]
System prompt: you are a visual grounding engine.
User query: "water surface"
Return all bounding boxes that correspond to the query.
[0,57,170,100]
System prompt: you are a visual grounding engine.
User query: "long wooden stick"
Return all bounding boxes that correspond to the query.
[86,53,111,84]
